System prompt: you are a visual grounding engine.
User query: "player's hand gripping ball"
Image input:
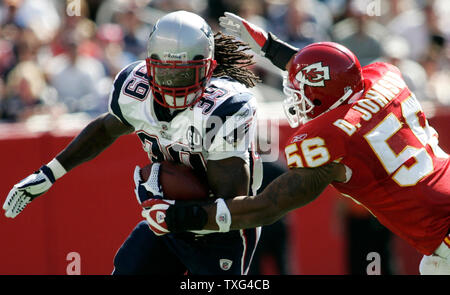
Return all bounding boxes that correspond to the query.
[137,161,210,202]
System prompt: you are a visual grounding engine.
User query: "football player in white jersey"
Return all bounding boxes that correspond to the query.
[3,11,262,275]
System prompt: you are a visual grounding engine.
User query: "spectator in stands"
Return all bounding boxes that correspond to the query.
[421,36,450,106]
[266,0,331,49]
[13,0,61,44]
[95,23,130,76]
[380,35,428,102]
[235,0,268,31]
[0,36,16,79]
[387,0,434,61]
[0,26,56,122]
[114,8,148,59]
[332,0,385,66]
[1,60,46,121]
[46,35,105,116]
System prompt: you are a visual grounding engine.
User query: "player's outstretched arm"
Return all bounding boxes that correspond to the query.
[3,113,133,218]
[208,162,346,230]
[219,12,299,71]
[55,113,134,171]
[143,162,346,234]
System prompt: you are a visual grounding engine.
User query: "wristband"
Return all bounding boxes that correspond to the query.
[261,32,299,70]
[165,203,208,233]
[215,198,231,232]
[46,158,67,180]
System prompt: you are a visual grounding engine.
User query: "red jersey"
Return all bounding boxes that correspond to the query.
[284,62,450,255]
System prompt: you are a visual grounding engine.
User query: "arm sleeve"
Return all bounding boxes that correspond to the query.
[261,32,299,71]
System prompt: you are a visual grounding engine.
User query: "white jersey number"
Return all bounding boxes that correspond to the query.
[364,95,436,186]
[137,132,206,171]
[285,137,330,168]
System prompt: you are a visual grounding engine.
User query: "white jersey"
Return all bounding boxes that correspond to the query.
[108,61,262,194]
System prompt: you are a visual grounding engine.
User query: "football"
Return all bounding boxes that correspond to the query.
[140,161,210,201]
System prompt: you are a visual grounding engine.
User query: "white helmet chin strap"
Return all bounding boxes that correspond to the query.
[282,76,364,128]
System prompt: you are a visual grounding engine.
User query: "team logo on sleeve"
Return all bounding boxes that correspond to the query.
[296,62,330,87]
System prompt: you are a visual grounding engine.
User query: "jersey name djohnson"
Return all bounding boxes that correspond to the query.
[333,71,406,136]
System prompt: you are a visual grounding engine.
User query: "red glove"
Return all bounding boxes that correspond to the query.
[141,199,175,236]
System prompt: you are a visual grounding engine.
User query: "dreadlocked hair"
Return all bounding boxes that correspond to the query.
[212,31,261,88]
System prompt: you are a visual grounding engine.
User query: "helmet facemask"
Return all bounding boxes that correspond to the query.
[146,56,216,109]
[282,76,315,128]
[282,75,356,128]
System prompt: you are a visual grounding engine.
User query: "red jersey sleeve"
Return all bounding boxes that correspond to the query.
[284,115,347,168]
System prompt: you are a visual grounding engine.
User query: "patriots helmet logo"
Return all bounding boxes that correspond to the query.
[296,62,330,87]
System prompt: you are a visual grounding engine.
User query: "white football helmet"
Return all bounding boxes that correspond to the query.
[146,11,217,109]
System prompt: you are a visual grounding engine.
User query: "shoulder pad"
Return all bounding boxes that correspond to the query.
[209,92,255,122]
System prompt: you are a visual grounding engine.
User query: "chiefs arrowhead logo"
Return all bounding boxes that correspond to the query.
[296,62,330,87]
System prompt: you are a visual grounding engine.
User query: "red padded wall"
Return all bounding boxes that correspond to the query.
[0,107,448,274]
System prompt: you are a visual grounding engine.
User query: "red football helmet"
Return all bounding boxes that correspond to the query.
[283,42,364,127]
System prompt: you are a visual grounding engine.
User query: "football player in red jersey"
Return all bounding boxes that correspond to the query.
[142,13,450,274]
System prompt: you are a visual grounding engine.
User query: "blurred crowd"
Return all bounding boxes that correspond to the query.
[0,0,449,123]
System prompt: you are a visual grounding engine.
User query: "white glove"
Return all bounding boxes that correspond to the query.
[419,255,450,275]
[219,12,268,55]
[133,164,164,207]
[3,166,55,218]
